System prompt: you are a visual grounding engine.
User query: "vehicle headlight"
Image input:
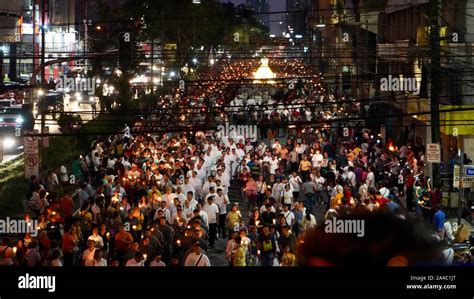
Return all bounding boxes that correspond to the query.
[3,137,15,149]
[16,116,24,124]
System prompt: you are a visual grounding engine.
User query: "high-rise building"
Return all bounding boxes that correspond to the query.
[284,0,309,36]
[246,0,270,27]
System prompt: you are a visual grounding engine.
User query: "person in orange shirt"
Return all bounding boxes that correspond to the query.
[114,225,133,265]
[299,155,312,181]
[279,145,289,171]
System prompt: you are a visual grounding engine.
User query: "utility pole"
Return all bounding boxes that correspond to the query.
[430,0,441,184]
[40,0,46,168]
[458,146,464,225]
[41,0,46,85]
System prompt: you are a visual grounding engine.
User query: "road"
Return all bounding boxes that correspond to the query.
[206,180,326,266]
[0,99,97,165]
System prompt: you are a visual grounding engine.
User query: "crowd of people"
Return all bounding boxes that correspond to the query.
[0,58,463,268]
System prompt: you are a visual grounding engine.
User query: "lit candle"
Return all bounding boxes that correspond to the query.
[143,254,147,260]
[132,225,137,230]
[177,240,181,246]
[106,232,110,238]
[12,247,17,254]
[257,250,261,255]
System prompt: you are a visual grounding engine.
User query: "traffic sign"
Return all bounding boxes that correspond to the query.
[26,155,38,167]
[426,143,441,163]
[24,130,39,178]
[453,165,460,188]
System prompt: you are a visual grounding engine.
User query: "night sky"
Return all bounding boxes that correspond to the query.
[220,0,286,35]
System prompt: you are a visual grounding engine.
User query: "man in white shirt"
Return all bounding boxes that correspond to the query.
[366,167,375,189]
[268,155,279,175]
[347,166,357,189]
[201,176,217,199]
[216,169,230,190]
[150,254,166,267]
[214,188,230,239]
[314,172,326,205]
[181,177,195,201]
[82,240,96,266]
[161,187,176,207]
[184,243,210,266]
[203,196,220,248]
[125,252,145,266]
[288,172,302,200]
[154,201,171,223]
[194,204,209,228]
[174,186,187,206]
[87,227,104,249]
[281,205,295,227]
[188,171,202,202]
[311,150,323,169]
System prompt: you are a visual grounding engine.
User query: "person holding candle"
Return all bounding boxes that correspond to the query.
[231,236,246,267]
[257,226,276,267]
[203,196,220,249]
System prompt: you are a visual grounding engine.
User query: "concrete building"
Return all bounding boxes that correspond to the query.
[284,0,309,37]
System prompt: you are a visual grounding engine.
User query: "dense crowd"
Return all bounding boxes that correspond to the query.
[0,59,464,267]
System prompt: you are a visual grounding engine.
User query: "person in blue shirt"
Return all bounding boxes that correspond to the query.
[433,205,446,239]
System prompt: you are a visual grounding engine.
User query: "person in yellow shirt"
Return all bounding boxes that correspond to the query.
[232,236,246,266]
[330,185,344,209]
[225,204,243,237]
[281,246,296,266]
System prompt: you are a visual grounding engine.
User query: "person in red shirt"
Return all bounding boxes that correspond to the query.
[430,185,442,208]
[58,196,74,222]
[405,170,415,211]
